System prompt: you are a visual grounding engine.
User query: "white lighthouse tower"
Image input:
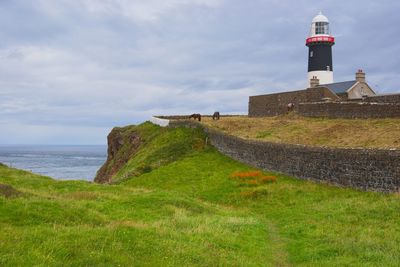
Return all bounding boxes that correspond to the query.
[306,12,335,86]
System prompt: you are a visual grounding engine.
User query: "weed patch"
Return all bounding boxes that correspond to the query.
[230,171,277,187]
[256,131,273,138]
[240,189,269,199]
[0,184,22,198]
[230,171,262,179]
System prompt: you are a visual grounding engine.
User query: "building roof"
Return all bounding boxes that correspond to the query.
[320,80,357,94]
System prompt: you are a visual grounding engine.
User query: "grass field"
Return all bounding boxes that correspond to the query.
[202,114,400,148]
[1,123,400,266]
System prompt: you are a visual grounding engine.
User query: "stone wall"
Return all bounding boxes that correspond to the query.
[249,87,339,117]
[156,115,244,120]
[168,119,400,193]
[364,93,400,103]
[346,93,400,103]
[298,102,400,118]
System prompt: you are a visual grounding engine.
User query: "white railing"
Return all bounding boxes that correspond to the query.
[150,116,170,127]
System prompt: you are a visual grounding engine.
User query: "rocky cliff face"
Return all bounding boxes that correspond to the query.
[94,127,141,183]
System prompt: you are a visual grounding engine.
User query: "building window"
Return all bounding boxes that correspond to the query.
[310,51,313,57]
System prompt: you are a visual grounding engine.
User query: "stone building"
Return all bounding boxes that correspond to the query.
[248,70,400,118]
[248,12,400,119]
[249,70,377,117]
[319,70,376,100]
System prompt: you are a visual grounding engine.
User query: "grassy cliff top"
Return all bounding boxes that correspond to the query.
[1,122,400,266]
[202,115,400,148]
[95,122,207,183]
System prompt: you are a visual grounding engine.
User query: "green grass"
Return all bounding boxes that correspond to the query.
[97,122,207,183]
[114,123,207,182]
[1,123,400,266]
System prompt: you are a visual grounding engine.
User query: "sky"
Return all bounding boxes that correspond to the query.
[0,0,399,145]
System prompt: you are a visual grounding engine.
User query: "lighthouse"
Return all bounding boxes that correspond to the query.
[306,12,335,86]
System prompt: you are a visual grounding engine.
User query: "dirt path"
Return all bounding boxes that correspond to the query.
[266,220,291,267]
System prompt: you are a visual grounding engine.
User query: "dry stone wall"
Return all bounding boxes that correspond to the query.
[248,87,339,117]
[168,119,400,193]
[249,88,400,118]
[298,102,400,118]
[364,94,400,103]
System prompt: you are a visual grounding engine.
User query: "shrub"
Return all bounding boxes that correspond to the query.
[230,171,277,186]
[259,176,277,183]
[192,138,206,150]
[245,179,259,186]
[230,171,262,179]
[137,164,152,174]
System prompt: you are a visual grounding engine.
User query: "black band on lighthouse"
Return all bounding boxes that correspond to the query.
[308,44,333,72]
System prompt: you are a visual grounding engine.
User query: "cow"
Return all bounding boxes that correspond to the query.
[212,112,220,120]
[189,113,201,121]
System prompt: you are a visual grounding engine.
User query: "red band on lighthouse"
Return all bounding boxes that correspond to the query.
[306,36,335,45]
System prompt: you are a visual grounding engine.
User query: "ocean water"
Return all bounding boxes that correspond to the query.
[0,145,107,181]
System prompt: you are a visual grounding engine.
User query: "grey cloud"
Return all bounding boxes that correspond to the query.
[0,0,399,144]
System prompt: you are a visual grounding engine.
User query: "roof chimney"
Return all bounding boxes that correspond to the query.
[356,69,366,83]
[310,76,320,88]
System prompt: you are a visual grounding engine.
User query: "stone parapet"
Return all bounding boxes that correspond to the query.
[298,102,400,118]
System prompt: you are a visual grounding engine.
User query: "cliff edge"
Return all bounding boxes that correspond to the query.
[94,126,141,183]
[94,121,206,183]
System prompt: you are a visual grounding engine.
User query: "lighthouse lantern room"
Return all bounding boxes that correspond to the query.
[306,12,335,86]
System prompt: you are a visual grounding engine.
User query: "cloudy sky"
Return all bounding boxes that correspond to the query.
[1,0,399,144]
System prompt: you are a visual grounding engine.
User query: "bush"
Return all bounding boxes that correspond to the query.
[259,176,276,183]
[230,171,262,179]
[230,171,277,187]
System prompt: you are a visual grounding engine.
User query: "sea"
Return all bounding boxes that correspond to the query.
[0,145,107,181]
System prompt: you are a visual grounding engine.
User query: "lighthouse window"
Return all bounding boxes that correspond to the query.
[315,22,329,35]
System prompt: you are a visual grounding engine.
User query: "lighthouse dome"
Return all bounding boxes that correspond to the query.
[312,11,329,23]
[309,11,331,37]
